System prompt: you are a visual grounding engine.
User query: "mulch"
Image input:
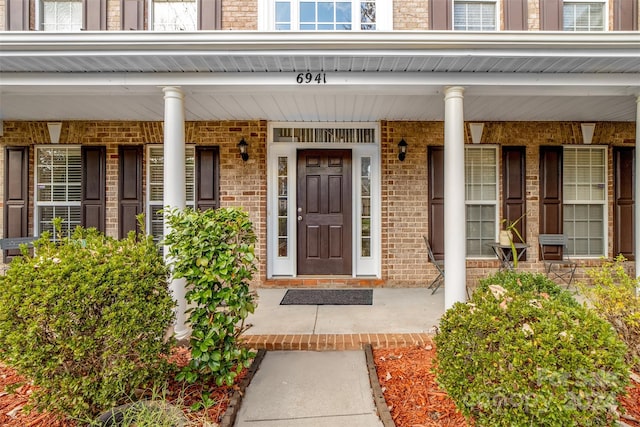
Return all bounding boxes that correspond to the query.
[2,344,640,427]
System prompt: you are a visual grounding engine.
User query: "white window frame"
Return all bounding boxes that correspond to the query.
[146,145,196,243]
[563,0,607,31]
[258,0,392,31]
[266,122,381,278]
[453,0,499,31]
[465,145,499,258]
[562,145,607,257]
[39,0,83,31]
[34,145,82,237]
[149,0,198,31]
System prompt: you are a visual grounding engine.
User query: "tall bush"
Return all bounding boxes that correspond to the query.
[0,221,175,419]
[580,255,640,371]
[435,271,630,427]
[164,207,257,386]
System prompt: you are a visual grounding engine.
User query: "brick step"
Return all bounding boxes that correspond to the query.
[240,333,433,351]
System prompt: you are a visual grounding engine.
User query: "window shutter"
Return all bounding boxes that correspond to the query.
[428,146,445,260]
[121,0,144,30]
[6,0,29,30]
[3,147,29,260]
[199,0,221,30]
[614,0,638,30]
[119,146,143,238]
[83,0,107,30]
[502,146,527,258]
[430,0,452,30]
[540,0,562,30]
[195,146,220,211]
[539,146,563,260]
[614,147,635,259]
[504,0,528,30]
[81,146,106,232]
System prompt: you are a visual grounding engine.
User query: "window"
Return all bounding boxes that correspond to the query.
[454,0,497,31]
[264,0,390,31]
[153,0,197,30]
[563,147,606,256]
[147,146,195,242]
[465,146,498,257]
[42,0,82,31]
[35,146,82,236]
[563,1,605,31]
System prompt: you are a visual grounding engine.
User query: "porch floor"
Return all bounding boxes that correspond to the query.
[240,288,445,351]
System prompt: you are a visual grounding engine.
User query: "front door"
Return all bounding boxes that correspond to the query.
[297,149,352,275]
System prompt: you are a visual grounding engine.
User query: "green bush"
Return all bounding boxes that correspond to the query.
[0,221,175,419]
[435,271,630,427]
[580,255,640,372]
[164,207,257,387]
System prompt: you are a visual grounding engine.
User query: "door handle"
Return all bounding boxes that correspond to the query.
[297,215,303,221]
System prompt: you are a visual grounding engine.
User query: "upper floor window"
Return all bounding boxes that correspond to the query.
[153,0,197,31]
[42,0,82,31]
[454,0,497,31]
[563,1,606,31]
[262,0,391,31]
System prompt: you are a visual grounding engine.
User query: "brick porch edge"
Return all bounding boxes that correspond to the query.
[240,333,433,351]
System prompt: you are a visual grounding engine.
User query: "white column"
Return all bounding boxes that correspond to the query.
[162,86,189,340]
[635,96,640,294]
[443,86,467,309]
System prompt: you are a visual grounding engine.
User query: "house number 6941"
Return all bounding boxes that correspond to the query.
[296,72,327,84]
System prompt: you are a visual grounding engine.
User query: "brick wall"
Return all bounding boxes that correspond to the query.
[222,0,258,30]
[394,0,430,30]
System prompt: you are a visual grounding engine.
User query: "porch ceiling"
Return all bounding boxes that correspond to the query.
[1,31,639,122]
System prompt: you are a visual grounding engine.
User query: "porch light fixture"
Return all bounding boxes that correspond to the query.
[469,123,484,144]
[238,138,249,161]
[47,122,63,144]
[581,123,596,145]
[398,138,408,161]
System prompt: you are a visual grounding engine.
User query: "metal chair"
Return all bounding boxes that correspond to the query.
[423,235,445,294]
[538,234,577,288]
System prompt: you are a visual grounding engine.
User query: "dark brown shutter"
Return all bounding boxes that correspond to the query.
[83,0,107,30]
[614,147,635,260]
[614,0,638,30]
[199,0,221,30]
[428,146,445,260]
[121,0,144,30]
[3,147,29,259]
[119,146,143,238]
[502,147,527,259]
[195,146,220,211]
[540,0,563,30]
[539,146,563,260]
[504,0,528,30]
[6,0,29,30]
[430,0,452,30]
[81,146,106,232]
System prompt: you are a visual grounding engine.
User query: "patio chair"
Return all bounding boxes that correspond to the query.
[423,235,445,295]
[538,234,577,289]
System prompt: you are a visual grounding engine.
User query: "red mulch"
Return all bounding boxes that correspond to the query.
[374,343,640,427]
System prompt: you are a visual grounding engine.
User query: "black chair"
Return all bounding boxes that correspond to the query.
[423,235,445,295]
[538,234,577,288]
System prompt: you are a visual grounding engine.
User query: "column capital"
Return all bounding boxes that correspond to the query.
[444,86,465,100]
[162,86,184,99]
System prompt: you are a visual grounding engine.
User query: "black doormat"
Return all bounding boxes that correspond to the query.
[280,289,373,306]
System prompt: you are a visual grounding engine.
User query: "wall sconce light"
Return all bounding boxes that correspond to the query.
[47,122,63,144]
[469,122,484,144]
[581,123,596,145]
[398,138,408,161]
[237,138,249,161]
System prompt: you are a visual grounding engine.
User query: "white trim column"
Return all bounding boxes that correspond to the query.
[635,95,640,294]
[443,86,467,309]
[162,86,189,340]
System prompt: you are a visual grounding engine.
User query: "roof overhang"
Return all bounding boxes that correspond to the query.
[1,31,639,122]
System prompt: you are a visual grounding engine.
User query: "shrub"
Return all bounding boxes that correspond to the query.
[435,271,630,427]
[580,255,640,372]
[0,221,175,419]
[164,207,257,387]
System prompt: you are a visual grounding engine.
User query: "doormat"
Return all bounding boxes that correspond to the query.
[280,289,373,306]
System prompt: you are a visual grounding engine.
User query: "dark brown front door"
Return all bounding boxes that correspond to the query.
[297,149,352,275]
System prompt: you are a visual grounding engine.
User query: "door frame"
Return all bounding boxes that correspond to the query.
[266,122,381,278]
